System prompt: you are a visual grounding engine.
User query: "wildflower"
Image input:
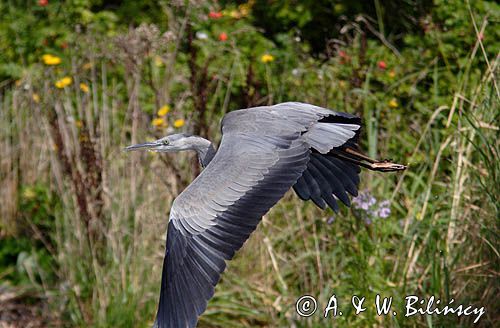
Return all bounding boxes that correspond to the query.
[377,200,391,218]
[378,61,387,70]
[238,3,251,17]
[196,31,208,40]
[55,76,72,89]
[173,119,185,128]
[154,56,163,67]
[38,0,48,6]
[261,54,274,63]
[152,117,166,127]
[42,54,61,65]
[32,93,40,103]
[208,11,223,19]
[378,207,391,219]
[218,32,228,41]
[352,190,391,223]
[79,83,89,93]
[388,69,396,78]
[338,50,350,64]
[23,188,36,200]
[229,10,241,19]
[389,98,398,108]
[157,105,170,116]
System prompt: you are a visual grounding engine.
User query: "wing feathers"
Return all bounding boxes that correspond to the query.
[154,103,364,328]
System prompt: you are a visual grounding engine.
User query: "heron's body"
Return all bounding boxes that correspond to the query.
[126,102,406,328]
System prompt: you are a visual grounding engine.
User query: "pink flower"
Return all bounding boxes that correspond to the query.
[218,32,228,41]
[38,0,48,6]
[378,61,387,70]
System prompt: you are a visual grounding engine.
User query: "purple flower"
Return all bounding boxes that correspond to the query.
[352,191,375,211]
[352,190,391,222]
[378,207,391,218]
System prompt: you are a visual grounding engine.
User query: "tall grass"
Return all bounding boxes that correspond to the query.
[0,6,498,328]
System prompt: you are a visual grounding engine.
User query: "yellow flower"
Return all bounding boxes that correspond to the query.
[229,10,241,18]
[152,117,166,127]
[389,98,398,108]
[157,105,170,116]
[154,56,163,67]
[23,188,36,200]
[32,93,40,103]
[388,70,396,79]
[80,83,89,93]
[238,3,251,17]
[42,54,62,65]
[173,119,185,128]
[261,54,275,63]
[55,76,72,89]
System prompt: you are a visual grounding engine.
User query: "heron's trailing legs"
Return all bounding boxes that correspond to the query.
[330,147,407,172]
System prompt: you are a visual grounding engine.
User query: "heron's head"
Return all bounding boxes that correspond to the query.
[125,133,205,153]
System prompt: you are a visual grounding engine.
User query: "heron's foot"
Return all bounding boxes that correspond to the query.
[370,161,407,172]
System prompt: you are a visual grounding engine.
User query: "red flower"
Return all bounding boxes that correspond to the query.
[338,50,350,64]
[38,0,48,6]
[209,11,223,19]
[378,61,387,70]
[218,32,228,41]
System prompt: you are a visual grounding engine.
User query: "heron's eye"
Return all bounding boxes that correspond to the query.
[162,140,169,145]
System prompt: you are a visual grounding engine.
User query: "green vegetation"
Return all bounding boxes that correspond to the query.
[0,0,498,327]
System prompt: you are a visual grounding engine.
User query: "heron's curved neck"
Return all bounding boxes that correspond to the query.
[193,137,216,168]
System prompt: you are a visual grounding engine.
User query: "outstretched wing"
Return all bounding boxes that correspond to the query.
[154,103,361,328]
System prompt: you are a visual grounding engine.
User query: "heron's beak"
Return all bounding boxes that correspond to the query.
[124,141,160,152]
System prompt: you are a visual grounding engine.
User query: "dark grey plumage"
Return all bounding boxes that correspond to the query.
[125,102,405,328]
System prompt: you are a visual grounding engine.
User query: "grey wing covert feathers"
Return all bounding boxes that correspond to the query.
[154,102,362,328]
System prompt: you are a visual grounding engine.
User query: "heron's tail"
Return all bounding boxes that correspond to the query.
[330,147,407,172]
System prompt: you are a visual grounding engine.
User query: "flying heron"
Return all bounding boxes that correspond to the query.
[125,102,406,328]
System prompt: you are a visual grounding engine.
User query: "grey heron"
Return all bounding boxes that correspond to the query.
[125,102,406,328]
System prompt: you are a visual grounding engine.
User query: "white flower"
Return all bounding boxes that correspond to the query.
[196,31,208,40]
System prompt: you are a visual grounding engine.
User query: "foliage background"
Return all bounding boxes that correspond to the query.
[0,0,498,327]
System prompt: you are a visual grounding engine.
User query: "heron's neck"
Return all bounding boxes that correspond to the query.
[193,137,216,168]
